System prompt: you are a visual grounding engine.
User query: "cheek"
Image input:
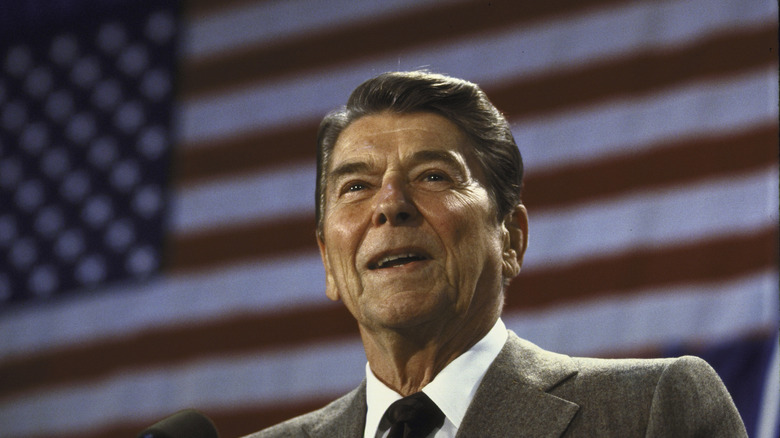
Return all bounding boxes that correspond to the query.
[426,194,501,275]
[440,191,499,243]
[323,208,369,282]
[325,205,367,248]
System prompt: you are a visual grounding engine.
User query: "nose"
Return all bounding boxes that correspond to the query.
[372,177,418,226]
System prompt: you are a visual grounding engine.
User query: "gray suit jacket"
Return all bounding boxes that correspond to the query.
[245,331,747,437]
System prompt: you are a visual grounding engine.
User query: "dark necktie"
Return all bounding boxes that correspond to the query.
[380,392,445,438]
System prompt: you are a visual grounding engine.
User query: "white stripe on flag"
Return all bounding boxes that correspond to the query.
[515,69,777,171]
[0,253,326,359]
[525,168,778,269]
[171,161,316,232]
[505,270,778,355]
[177,0,774,145]
[1,271,774,437]
[3,168,775,360]
[183,0,455,60]
[170,70,775,234]
[0,338,366,437]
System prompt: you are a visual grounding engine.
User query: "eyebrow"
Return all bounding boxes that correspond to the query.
[326,149,469,187]
[327,161,375,186]
[406,149,467,175]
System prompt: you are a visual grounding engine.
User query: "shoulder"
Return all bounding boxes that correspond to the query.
[571,353,679,382]
[573,354,745,436]
[498,333,746,436]
[500,332,681,391]
[565,354,723,406]
[503,331,724,393]
[570,354,729,398]
[569,355,746,436]
[241,383,367,438]
[644,355,747,436]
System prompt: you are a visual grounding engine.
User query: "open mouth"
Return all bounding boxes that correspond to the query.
[369,252,428,270]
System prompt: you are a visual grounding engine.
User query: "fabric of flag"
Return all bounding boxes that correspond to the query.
[1,1,777,438]
[0,0,176,304]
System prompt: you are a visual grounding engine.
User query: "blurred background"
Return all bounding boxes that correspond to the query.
[0,0,777,437]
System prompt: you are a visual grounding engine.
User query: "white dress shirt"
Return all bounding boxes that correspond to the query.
[364,319,508,438]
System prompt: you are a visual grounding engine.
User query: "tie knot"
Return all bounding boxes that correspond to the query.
[381,392,445,438]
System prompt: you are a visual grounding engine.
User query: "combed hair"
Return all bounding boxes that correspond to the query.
[315,71,523,238]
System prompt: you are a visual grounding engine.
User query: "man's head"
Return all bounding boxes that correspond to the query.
[315,71,528,337]
[316,71,523,239]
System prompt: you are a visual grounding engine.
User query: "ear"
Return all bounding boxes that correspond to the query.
[317,233,341,302]
[501,204,529,279]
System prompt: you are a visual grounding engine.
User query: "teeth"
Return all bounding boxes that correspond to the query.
[377,253,419,268]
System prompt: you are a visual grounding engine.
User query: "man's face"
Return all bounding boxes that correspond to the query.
[318,111,520,334]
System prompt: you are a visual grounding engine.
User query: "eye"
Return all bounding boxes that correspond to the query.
[421,171,450,183]
[415,168,458,192]
[339,181,368,196]
[347,182,365,192]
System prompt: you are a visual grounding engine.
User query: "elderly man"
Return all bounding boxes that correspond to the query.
[246,71,746,437]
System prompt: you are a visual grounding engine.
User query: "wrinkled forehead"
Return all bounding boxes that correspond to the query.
[328,111,478,173]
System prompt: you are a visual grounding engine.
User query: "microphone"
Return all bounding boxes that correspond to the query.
[137,409,219,438]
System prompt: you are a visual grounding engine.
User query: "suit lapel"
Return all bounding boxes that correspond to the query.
[306,381,367,438]
[458,332,580,437]
[302,333,579,437]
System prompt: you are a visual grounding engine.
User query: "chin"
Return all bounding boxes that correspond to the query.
[367,295,449,330]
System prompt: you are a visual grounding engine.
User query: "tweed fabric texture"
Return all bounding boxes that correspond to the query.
[244,331,746,438]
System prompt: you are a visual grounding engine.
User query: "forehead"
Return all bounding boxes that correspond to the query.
[330,112,472,167]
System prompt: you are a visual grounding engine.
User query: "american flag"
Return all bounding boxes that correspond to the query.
[1,0,777,437]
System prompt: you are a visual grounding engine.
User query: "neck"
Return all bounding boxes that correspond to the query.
[361,315,497,396]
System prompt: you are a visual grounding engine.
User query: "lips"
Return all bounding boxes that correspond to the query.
[367,249,430,270]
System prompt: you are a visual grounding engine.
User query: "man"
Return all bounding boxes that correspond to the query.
[245,71,746,437]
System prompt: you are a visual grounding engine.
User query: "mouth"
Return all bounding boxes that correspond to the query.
[368,250,430,270]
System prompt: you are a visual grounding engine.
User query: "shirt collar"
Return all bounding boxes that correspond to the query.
[364,318,508,437]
